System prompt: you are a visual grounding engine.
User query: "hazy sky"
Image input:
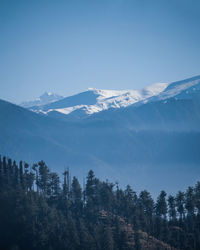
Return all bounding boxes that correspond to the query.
[1,0,200,103]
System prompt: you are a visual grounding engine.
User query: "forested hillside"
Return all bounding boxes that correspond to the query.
[0,155,200,250]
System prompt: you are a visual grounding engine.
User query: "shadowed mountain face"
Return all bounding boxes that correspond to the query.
[89,98,200,131]
[30,90,100,111]
[1,76,200,195]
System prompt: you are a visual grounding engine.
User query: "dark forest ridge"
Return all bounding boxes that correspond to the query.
[0,155,200,249]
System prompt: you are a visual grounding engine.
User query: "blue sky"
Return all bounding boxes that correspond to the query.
[0,0,200,103]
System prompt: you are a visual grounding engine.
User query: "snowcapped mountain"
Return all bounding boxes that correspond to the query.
[28,82,169,118]
[20,92,64,108]
[26,75,200,120]
[148,75,200,103]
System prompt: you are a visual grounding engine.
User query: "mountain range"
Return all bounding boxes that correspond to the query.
[20,92,63,108]
[21,75,200,121]
[1,75,200,195]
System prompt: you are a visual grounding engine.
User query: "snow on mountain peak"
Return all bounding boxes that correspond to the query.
[34,82,169,117]
[23,75,200,118]
[149,75,200,102]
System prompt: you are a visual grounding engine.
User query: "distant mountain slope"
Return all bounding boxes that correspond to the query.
[29,82,169,118]
[89,97,200,131]
[148,75,200,102]
[1,82,200,194]
[0,99,100,170]
[20,92,63,108]
[27,75,200,120]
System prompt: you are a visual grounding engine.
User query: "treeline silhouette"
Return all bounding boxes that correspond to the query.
[0,155,200,250]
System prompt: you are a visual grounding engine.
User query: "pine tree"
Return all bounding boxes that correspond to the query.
[7,158,13,181]
[139,190,154,234]
[19,160,24,188]
[13,160,19,187]
[155,190,168,240]
[176,191,185,220]
[195,181,200,214]
[37,160,50,195]
[2,156,7,178]
[63,169,70,199]
[99,181,114,212]
[24,162,30,191]
[168,195,177,221]
[124,185,137,222]
[156,190,167,219]
[71,176,83,216]
[185,186,195,216]
[85,170,98,217]
[49,172,60,197]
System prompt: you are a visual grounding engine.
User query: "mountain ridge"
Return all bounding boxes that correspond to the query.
[21,75,200,120]
[20,92,63,108]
